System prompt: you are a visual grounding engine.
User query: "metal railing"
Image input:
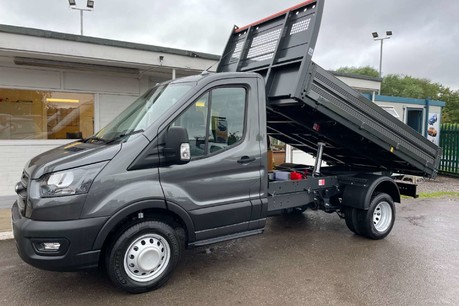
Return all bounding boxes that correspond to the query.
[440,124,459,176]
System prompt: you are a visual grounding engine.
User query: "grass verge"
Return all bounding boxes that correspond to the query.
[417,192,459,199]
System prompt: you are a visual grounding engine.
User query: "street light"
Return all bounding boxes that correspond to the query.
[68,0,95,35]
[372,30,393,77]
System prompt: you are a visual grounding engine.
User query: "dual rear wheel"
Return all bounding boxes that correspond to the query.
[343,193,395,240]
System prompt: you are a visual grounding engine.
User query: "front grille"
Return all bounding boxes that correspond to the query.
[16,171,29,216]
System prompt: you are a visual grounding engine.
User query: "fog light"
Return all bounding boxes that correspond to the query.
[35,241,61,253]
[42,242,61,251]
[32,239,69,256]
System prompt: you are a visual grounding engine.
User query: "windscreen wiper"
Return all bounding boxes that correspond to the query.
[83,135,107,143]
[106,129,145,144]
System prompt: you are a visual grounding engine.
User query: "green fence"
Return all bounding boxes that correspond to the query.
[440,124,459,176]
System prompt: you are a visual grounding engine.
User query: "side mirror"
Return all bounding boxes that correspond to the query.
[164,127,191,165]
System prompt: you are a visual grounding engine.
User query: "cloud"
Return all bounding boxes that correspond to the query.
[0,0,457,89]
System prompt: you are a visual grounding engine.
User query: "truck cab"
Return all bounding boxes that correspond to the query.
[12,72,269,292]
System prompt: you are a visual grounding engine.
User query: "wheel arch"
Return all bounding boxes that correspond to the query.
[93,199,195,251]
[342,174,400,210]
[373,180,401,204]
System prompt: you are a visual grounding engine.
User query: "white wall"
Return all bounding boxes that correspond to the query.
[335,76,381,92]
[0,66,61,89]
[0,140,72,195]
[98,94,138,129]
[0,63,149,196]
[0,32,217,72]
[374,101,439,137]
[285,145,327,166]
[0,29,216,197]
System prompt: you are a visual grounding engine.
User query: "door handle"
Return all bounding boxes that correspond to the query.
[237,156,256,164]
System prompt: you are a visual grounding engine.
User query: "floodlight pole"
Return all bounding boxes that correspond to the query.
[71,7,92,35]
[69,1,94,36]
[374,37,390,78]
[80,10,84,35]
[372,31,392,78]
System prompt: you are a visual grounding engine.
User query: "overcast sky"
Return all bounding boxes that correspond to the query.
[1,0,458,89]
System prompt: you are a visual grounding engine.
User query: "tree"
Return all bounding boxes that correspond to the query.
[438,87,459,124]
[381,74,441,99]
[336,66,459,123]
[336,66,380,78]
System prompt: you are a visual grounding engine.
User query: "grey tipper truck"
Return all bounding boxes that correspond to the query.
[12,0,440,293]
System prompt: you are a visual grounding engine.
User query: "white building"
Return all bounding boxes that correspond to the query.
[0,24,219,199]
[371,95,445,145]
[332,71,381,94]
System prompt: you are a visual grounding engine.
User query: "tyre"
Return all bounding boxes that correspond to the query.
[354,193,395,240]
[106,220,182,293]
[343,206,357,234]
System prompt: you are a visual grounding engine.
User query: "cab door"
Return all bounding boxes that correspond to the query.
[158,77,262,242]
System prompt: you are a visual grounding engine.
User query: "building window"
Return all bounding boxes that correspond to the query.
[0,89,94,140]
[380,106,400,118]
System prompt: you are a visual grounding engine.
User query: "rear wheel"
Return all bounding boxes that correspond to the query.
[343,206,357,233]
[354,193,395,240]
[106,220,182,293]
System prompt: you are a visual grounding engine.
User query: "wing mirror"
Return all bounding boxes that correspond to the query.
[164,127,191,165]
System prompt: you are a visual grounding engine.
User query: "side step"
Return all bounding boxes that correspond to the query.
[189,228,264,247]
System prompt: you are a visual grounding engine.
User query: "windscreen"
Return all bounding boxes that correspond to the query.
[94,82,193,142]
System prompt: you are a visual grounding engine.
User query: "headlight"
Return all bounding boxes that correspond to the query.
[39,162,107,197]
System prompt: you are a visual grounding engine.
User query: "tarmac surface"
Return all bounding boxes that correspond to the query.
[0,197,458,305]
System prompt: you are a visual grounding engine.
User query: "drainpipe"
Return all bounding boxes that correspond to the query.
[425,99,430,138]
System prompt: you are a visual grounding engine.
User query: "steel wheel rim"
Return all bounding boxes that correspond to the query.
[373,201,392,232]
[123,234,171,282]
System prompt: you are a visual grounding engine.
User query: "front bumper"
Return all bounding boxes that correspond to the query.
[12,201,108,272]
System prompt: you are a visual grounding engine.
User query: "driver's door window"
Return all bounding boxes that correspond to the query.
[171,93,209,157]
[171,87,246,158]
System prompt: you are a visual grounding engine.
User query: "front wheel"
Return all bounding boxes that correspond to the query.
[106,220,182,293]
[354,193,396,240]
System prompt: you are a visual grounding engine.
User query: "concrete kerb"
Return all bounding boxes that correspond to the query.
[0,204,13,240]
[0,232,13,240]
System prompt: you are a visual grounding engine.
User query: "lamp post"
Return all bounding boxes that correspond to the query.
[372,31,392,78]
[68,0,95,35]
